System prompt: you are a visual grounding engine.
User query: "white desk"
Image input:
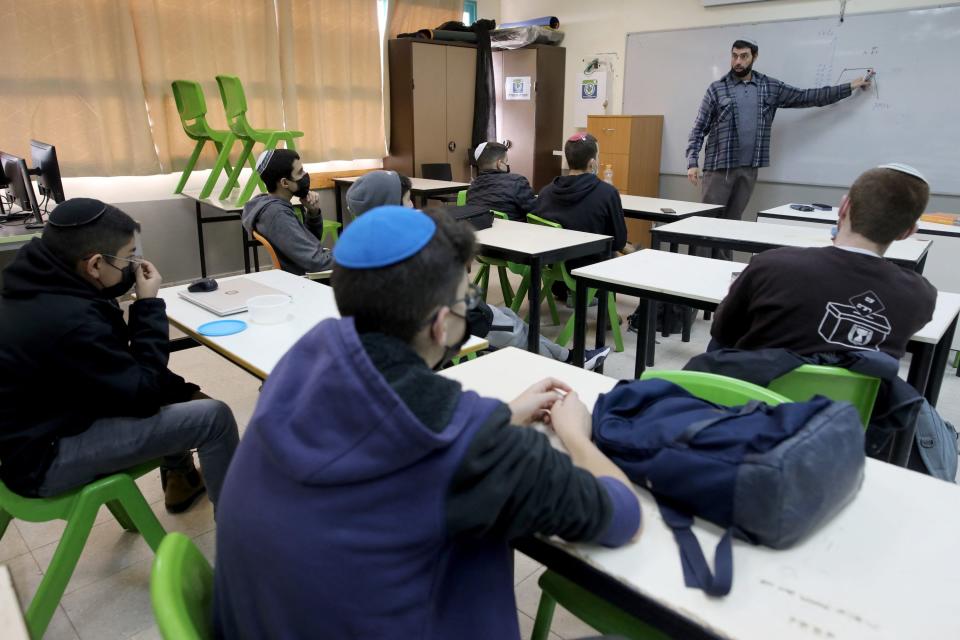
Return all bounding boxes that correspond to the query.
[179,189,249,278]
[650,217,932,273]
[620,195,723,223]
[332,175,470,224]
[160,270,487,379]
[570,250,959,411]
[758,204,960,238]
[474,219,613,355]
[442,347,960,640]
[0,566,29,640]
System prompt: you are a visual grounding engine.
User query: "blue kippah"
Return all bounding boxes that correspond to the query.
[333,206,437,269]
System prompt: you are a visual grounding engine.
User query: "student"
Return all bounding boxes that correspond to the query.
[345,171,612,370]
[212,206,640,639]
[536,133,629,257]
[346,169,413,216]
[711,163,936,359]
[466,141,537,221]
[0,198,239,511]
[241,149,333,275]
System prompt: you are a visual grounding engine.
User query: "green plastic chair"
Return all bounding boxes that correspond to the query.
[526,213,624,353]
[211,75,304,205]
[768,364,879,427]
[171,80,250,196]
[0,461,166,639]
[292,205,341,246]
[151,532,213,640]
[532,372,789,639]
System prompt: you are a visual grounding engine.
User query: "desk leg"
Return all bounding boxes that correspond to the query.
[594,285,608,375]
[195,202,207,278]
[669,242,679,253]
[572,277,587,367]
[334,183,344,226]
[527,257,542,354]
[924,318,957,406]
[646,299,656,367]
[634,299,650,379]
[916,252,928,274]
[681,308,693,342]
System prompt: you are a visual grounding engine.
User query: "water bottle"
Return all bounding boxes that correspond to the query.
[602,164,614,185]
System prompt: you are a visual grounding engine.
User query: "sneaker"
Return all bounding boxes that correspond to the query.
[583,346,612,371]
[161,467,207,514]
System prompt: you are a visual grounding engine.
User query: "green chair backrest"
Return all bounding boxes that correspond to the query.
[215,75,257,138]
[491,210,508,220]
[641,370,790,406]
[526,212,577,289]
[456,189,466,206]
[172,80,207,122]
[526,212,560,229]
[151,533,214,640]
[768,364,879,426]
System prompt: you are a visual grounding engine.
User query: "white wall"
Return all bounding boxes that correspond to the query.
[476,0,501,24]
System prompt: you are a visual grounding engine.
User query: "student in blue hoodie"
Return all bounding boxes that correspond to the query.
[213,206,641,639]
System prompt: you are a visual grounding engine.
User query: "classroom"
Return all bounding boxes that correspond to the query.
[1,0,958,638]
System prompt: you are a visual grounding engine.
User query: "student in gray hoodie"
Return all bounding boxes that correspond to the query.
[240,149,333,275]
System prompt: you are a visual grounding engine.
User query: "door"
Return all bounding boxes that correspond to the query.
[412,43,447,177]
[445,46,476,182]
[496,48,537,184]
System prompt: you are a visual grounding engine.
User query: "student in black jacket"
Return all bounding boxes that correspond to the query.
[0,199,239,512]
[466,142,537,221]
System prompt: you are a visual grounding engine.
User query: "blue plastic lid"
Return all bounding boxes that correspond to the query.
[198,319,247,337]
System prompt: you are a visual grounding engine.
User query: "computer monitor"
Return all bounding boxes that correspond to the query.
[0,151,44,228]
[30,140,65,204]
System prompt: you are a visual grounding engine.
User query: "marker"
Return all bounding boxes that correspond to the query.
[861,69,875,87]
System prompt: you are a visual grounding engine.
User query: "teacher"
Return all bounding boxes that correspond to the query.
[686,38,871,257]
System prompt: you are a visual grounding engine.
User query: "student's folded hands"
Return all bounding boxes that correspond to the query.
[508,377,572,426]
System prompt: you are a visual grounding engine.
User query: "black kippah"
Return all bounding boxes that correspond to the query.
[46,198,113,228]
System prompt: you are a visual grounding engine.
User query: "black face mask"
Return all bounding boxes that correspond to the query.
[501,163,511,174]
[100,262,137,299]
[432,310,471,371]
[289,173,311,199]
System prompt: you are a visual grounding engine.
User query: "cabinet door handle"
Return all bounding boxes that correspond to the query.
[602,128,616,133]
[448,141,456,152]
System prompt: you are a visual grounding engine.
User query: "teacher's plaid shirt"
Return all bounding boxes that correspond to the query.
[686,71,852,172]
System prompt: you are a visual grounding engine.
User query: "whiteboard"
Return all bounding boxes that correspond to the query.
[623,6,960,195]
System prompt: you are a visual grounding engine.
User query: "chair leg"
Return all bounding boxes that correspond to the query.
[174,139,206,194]
[213,140,235,180]
[530,590,558,640]
[106,500,137,532]
[114,482,167,551]
[545,284,561,326]
[475,265,490,299]
[0,508,11,538]
[25,506,97,639]
[236,136,278,205]
[608,292,624,353]
[219,139,254,200]
[497,267,514,308]
[510,275,531,314]
[199,133,236,199]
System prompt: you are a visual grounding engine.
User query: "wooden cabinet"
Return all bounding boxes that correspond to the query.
[386,40,476,182]
[588,114,664,246]
[493,45,566,191]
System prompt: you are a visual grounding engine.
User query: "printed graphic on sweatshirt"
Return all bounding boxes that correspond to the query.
[817,290,891,351]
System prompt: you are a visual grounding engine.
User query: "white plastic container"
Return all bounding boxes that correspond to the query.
[246,294,291,325]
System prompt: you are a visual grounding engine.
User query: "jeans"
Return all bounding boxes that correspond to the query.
[701,166,759,260]
[37,399,239,507]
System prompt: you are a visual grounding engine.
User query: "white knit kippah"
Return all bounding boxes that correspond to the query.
[877,162,928,184]
[255,149,276,174]
[474,142,488,162]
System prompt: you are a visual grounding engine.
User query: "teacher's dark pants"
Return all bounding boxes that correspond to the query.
[701,167,759,260]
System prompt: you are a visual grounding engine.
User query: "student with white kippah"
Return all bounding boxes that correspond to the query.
[686,39,874,259]
[465,141,537,221]
[240,149,333,274]
[711,163,936,360]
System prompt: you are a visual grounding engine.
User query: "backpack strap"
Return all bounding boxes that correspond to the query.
[658,502,733,596]
[676,400,765,446]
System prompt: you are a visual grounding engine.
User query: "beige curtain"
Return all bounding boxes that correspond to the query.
[0,0,159,176]
[275,0,386,162]
[130,0,284,174]
[387,0,463,39]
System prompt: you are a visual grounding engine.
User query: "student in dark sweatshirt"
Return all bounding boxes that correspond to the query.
[536,132,629,258]
[212,206,640,639]
[240,149,333,275]
[466,141,537,221]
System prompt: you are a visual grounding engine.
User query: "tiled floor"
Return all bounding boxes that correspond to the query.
[6,266,959,639]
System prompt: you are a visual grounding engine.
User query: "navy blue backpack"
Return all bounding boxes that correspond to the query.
[593,379,865,596]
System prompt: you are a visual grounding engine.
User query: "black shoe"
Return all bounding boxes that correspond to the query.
[161,467,207,514]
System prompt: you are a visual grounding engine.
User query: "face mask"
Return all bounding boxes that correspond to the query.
[290,173,310,199]
[500,162,511,174]
[432,310,471,371]
[100,262,137,298]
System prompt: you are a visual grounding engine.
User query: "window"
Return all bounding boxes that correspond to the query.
[462,0,477,26]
